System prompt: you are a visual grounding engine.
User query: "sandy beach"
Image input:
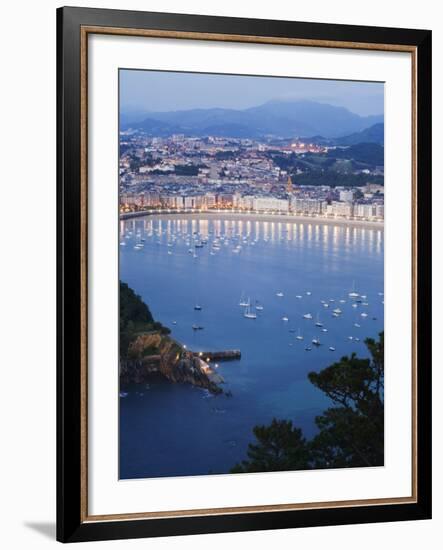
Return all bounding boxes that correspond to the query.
[120,210,384,231]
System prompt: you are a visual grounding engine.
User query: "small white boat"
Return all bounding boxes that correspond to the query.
[276,291,284,297]
[351,303,358,308]
[172,321,177,325]
[329,346,336,351]
[306,291,312,296]
[321,328,328,333]
[354,322,361,328]
[296,295,302,299]
[348,281,360,298]
[333,308,342,314]
[315,314,323,327]
[323,303,329,308]
[282,316,289,322]
[361,312,368,318]
[239,292,249,307]
[244,303,257,319]
[303,313,313,320]
[296,329,304,341]
[120,242,126,246]
[312,338,321,346]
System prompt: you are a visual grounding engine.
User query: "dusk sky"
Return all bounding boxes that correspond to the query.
[120,69,384,116]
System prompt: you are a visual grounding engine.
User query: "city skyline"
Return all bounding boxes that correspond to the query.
[120,69,384,117]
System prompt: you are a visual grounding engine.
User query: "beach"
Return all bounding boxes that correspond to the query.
[120,210,384,230]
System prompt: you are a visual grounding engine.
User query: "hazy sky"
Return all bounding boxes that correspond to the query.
[120,69,384,117]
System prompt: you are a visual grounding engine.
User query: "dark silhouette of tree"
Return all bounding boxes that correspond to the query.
[231,333,384,473]
[230,419,309,473]
[309,333,384,468]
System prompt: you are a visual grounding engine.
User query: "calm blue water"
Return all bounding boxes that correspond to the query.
[119,215,384,479]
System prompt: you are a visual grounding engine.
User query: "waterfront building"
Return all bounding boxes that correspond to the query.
[328,201,354,218]
[339,189,355,202]
[291,197,325,215]
[253,197,289,212]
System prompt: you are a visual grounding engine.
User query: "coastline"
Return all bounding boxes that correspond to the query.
[120,209,384,230]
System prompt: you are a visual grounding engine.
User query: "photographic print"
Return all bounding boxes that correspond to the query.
[118,70,385,480]
[57,9,431,541]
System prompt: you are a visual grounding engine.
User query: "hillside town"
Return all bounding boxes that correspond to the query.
[119,133,384,222]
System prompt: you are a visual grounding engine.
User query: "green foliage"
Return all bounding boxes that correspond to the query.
[268,144,384,188]
[293,171,384,188]
[120,281,153,327]
[231,419,309,473]
[119,281,169,358]
[231,332,384,473]
[328,143,384,165]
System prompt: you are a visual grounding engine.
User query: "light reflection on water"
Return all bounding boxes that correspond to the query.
[119,215,384,479]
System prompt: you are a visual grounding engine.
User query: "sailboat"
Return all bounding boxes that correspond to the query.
[243,301,257,319]
[312,337,321,346]
[255,300,264,311]
[296,328,304,341]
[303,313,313,320]
[348,280,360,298]
[315,314,323,327]
[239,292,249,307]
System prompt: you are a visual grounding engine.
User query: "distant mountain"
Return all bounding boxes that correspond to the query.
[119,109,150,126]
[335,123,384,146]
[121,100,383,139]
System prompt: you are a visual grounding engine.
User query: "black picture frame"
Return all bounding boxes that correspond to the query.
[57,6,432,543]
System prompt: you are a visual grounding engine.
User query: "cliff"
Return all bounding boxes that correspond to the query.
[119,282,226,393]
[120,331,224,394]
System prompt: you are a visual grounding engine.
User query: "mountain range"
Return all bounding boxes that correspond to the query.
[121,100,383,140]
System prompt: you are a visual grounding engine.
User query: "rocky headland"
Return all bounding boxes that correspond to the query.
[119,281,235,394]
